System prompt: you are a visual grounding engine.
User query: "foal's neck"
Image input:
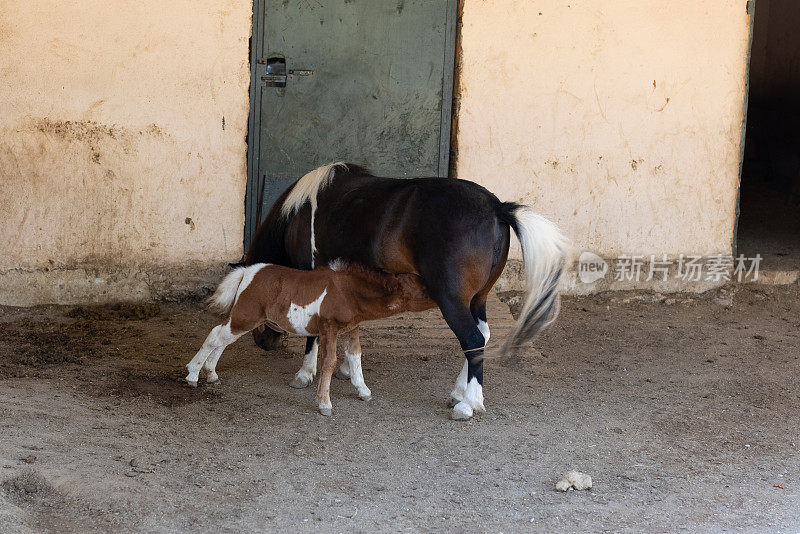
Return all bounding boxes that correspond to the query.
[341,264,432,315]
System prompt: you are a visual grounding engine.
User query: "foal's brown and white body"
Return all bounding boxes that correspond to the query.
[185,261,435,415]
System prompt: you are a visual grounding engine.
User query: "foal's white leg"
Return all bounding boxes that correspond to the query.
[290,338,319,388]
[202,345,227,384]
[185,348,212,387]
[335,353,352,380]
[185,321,239,386]
[335,325,359,380]
[341,329,370,400]
[345,348,371,401]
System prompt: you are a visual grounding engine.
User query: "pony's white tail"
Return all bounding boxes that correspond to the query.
[207,264,267,315]
[497,204,569,356]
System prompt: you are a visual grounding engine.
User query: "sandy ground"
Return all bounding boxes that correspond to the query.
[1,284,799,533]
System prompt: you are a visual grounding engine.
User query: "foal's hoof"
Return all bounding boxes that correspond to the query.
[205,371,219,384]
[186,379,198,388]
[289,373,313,389]
[359,393,372,402]
[318,406,333,416]
[451,402,474,421]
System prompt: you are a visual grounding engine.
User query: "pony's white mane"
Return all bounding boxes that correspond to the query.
[280,162,348,218]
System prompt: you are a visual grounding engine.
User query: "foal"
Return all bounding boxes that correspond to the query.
[185,261,436,415]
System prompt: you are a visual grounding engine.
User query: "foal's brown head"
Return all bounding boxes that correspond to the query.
[337,263,435,314]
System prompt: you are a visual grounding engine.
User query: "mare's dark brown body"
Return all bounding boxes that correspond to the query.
[244,163,566,419]
[247,166,511,388]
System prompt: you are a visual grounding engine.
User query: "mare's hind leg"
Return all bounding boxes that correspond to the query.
[185,320,242,387]
[290,337,319,388]
[437,299,487,421]
[449,300,490,407]
[341,328,371,401]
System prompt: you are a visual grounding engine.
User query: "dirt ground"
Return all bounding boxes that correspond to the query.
[1,284,799,533]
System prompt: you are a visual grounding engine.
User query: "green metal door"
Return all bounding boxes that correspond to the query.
[245,0,457,247]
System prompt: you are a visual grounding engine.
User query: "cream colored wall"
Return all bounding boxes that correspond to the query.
[1,0,753,304]
[455,1,751,273]
[0,0,252,305]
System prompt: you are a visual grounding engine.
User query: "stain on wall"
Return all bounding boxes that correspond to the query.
[454,0,751,262]
[0,0,252,305]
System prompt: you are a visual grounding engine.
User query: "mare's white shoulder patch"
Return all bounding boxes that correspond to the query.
[328,258,348,271]
[286,288,327,336]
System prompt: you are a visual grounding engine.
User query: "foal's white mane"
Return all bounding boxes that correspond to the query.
[280,162,348,218]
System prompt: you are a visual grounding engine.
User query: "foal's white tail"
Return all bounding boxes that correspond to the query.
[207,263,267,314]
[496,204,569,356]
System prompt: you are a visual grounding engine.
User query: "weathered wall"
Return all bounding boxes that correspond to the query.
[1,0,754,304]
[454,0,752,291]
[0,0,252,305]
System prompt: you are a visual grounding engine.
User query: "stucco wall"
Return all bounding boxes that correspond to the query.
[1,0,754,304]
[0,0,252,305]
[454,0,752,290]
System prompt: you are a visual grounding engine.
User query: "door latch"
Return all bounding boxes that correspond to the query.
[261,57,286,87]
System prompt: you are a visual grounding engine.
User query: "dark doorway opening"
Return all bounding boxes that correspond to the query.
[739,0,800,272]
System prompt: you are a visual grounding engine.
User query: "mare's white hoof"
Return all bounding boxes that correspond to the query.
[447,396,461,408]
[289,373,313,389]
[318,405,333,416]
[186,379,198,388]
[205,371,219,384]
[359,392,372,402]
[451,401,474,421]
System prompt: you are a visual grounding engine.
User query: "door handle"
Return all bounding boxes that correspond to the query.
[261,73,287,85]
[261,57,286,87]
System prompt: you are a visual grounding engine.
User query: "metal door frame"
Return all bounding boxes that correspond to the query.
[244,0,458,250]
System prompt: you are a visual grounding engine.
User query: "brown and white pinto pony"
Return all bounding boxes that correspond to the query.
[245,163,568,420]
[185,262,435,415]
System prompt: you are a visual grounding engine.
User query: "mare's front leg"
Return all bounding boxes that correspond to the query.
[315,329,339,416]
[289,337,319,388]
[341,328,371,401]
[185,320,242,387]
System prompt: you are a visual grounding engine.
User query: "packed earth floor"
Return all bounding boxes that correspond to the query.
[1,284,799,532]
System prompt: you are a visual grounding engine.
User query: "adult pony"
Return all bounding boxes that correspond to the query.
[245,163,567,420]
